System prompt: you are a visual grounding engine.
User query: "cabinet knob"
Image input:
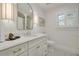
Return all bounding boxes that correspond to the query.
[36,46,40,48]
[13,48,22,53]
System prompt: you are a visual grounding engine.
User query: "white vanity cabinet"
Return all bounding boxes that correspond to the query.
[0,34,48,56]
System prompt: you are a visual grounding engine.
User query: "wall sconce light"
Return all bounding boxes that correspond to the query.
[34,12,38,25]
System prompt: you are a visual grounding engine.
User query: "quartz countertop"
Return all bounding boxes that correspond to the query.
[0,34,46,51]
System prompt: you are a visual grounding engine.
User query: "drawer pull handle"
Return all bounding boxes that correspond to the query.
[13,48,22,53]
[36,46,40,48]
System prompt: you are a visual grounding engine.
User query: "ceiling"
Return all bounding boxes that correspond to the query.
[31,3,79,11]
[31,3,63,11]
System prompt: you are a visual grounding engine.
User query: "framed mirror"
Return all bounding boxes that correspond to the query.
[17,3,33,30]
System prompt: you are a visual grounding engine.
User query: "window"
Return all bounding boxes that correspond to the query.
[58,14,65,26]
[57,9,78,28]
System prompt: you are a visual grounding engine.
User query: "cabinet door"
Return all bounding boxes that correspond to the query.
[29,47,37,56]
[0,49,14,56]
[42,45,48,56]
[28,36,48,56]
[36,44,43,56]
[41,37,48,56]
[29,44,42,56]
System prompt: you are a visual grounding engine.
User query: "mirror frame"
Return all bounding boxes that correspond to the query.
[16,3,33,30]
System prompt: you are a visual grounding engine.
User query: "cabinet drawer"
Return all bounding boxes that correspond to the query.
[0,43,27,56]
[42,46,48,56]
[42,37,48,44]
[28,38,41,48]
[11,43,27,56]
[0,48,13,56]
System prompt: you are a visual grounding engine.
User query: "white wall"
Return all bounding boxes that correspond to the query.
[0,20,17,42]
[46,3,79,55]
[31,4,46,34]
